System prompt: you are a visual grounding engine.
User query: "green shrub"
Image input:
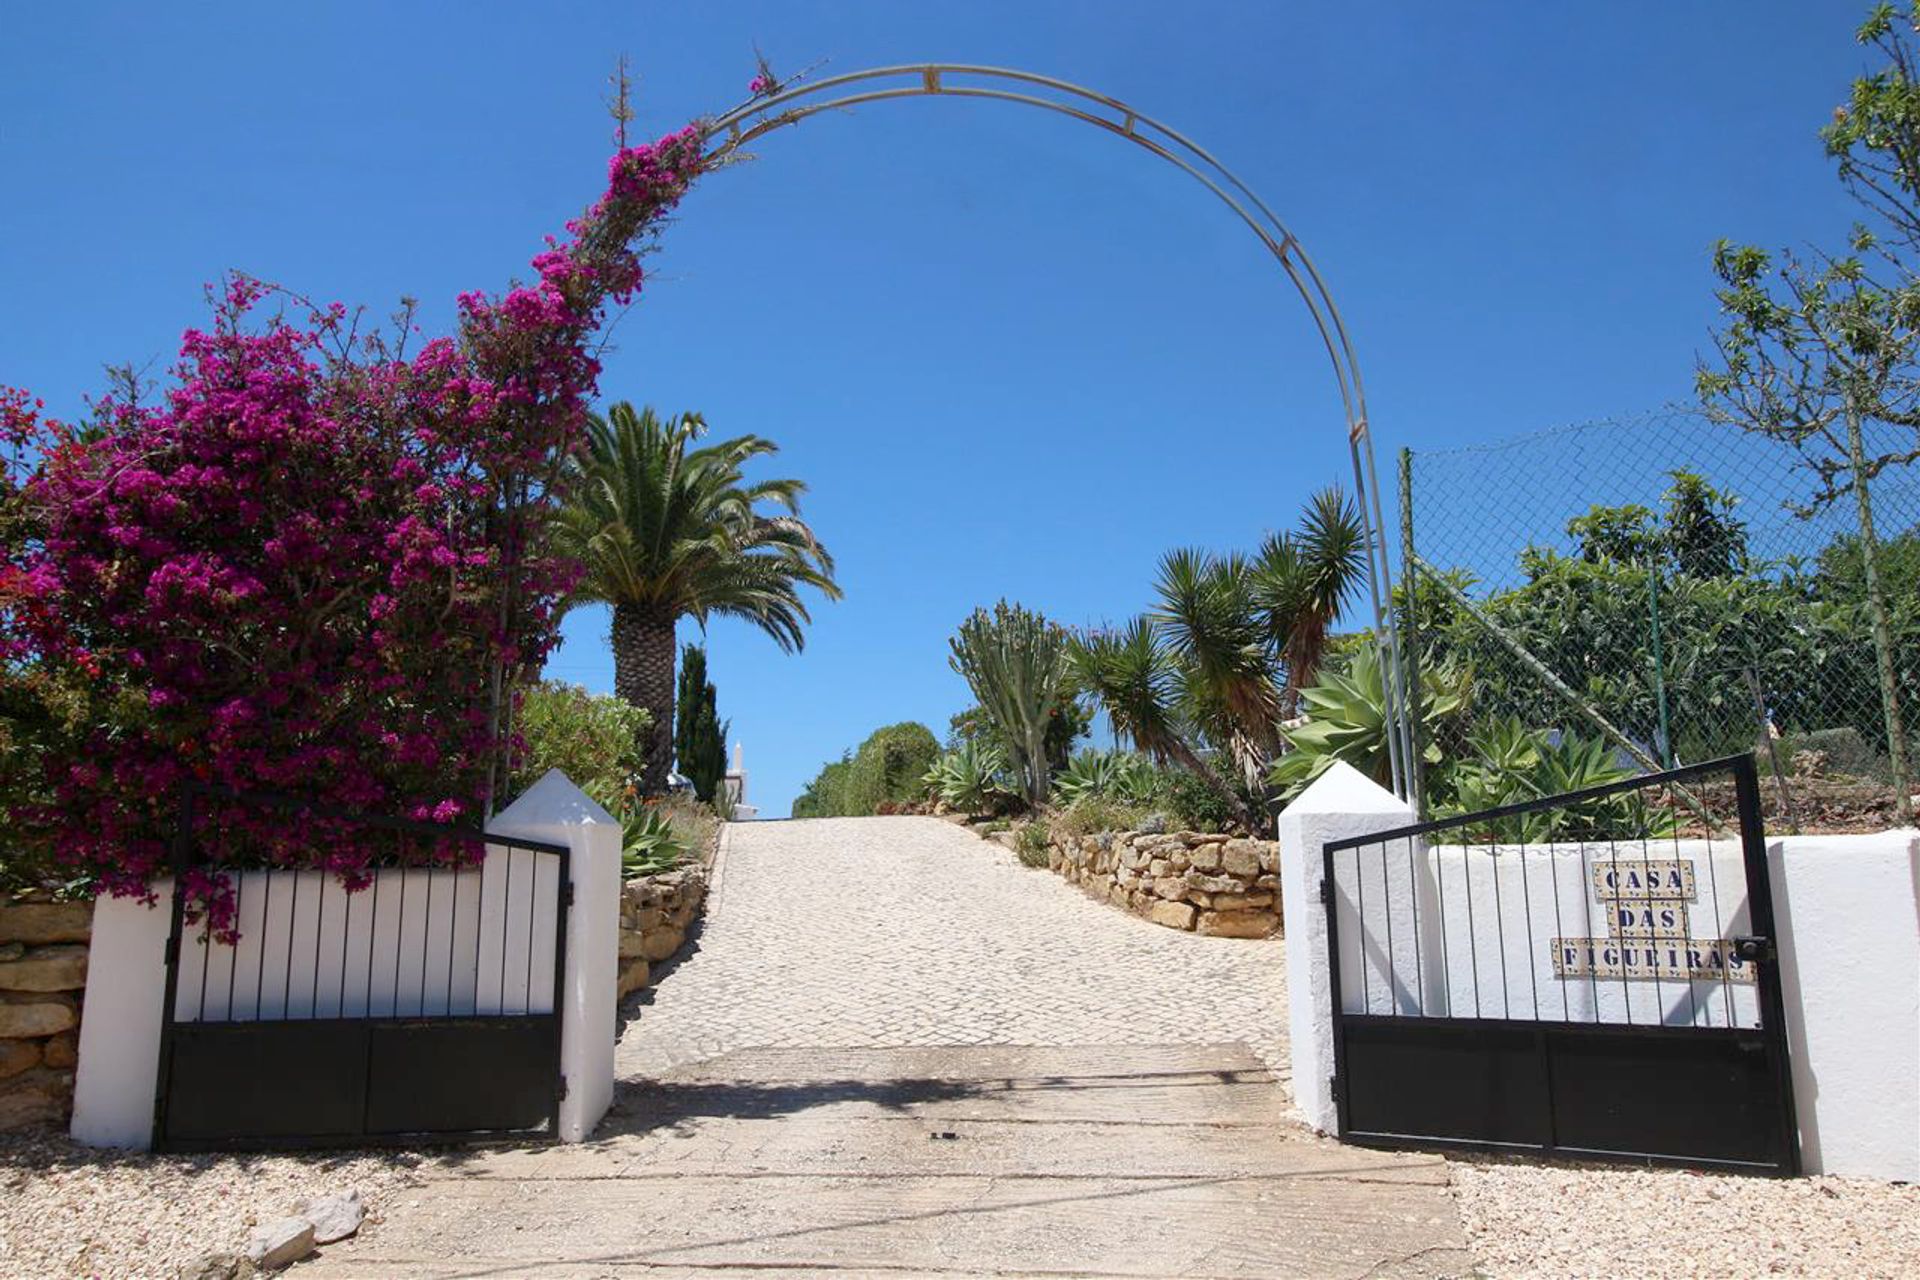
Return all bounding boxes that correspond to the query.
[845,722,940,814]
[1053,749,1163,807]
[1013,819,1052,867]
[1778,726,1880,779]
[1436,719,1675,842]
[791,753,853,818]
[1162,766,1240,832]
[1053,793,1152,842]
[510,681,650,807]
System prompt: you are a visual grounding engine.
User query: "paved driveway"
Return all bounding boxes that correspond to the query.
[309,817,1468,1278]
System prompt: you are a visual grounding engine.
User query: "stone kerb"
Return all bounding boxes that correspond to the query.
[1046,828,1281,938]
[1275,761,1415,1135]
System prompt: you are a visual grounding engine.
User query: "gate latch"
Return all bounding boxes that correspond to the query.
[1731,935,1776,963]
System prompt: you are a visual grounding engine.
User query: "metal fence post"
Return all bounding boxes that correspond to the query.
[1845,405,1914,824]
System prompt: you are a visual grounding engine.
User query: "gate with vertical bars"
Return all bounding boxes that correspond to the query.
[153,786,570,1151]
[1321,754,1799,1173]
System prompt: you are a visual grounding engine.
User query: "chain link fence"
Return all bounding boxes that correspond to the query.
[1400,406,1920,828]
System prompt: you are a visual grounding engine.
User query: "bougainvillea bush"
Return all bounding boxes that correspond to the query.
[0,126,705,930]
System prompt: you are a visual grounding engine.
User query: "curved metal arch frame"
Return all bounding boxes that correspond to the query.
[701,64,1415,800]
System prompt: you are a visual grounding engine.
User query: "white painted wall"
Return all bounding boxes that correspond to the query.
[1768,831,1920,1181]
[70,769,620,1149]
[1281,766,1920,1180]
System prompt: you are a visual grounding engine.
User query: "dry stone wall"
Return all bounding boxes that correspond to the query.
[616,867,706,1001]
[1049,830,1281,938]
[0,898,92,1130]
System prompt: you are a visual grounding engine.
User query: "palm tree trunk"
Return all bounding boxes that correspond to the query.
[612,603,677,795]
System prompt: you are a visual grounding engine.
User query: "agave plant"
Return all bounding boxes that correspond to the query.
[922,740,1013,814]
[617,802,691,876]
[1440,718,1676,842]
[1053,748,1165,808]
[1268,644,1468,803]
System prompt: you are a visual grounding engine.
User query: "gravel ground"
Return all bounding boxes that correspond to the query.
[0,1127,425,1278]
[1453,1155,1920,1278]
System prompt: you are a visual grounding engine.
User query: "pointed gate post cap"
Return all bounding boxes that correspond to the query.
[1285,759,1408,816]
[490,769,618,829]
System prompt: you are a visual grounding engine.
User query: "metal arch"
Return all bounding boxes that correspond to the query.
[700,64,1416,800]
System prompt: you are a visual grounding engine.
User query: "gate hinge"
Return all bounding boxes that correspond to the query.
[1732,935,1776,963]
[557,1075,569,1101]
[1318,880,1330,905]
[562,883,575,909]
[162,935,179,965]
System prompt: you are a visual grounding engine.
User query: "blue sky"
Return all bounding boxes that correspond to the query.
[1,3,1874,816]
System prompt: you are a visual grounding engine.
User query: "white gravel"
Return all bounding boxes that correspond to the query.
[0,1127,425,1278]
[1454,1154,1920,1279]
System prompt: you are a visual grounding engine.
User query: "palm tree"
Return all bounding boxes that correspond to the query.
[553,403,840,793]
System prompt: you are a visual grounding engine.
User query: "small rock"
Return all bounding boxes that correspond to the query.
[245,1217,315,1271]
[1137,812,1169,835]
[298,1190,365,1244]
[0,999,75,1038]
[178,1252,260,1280]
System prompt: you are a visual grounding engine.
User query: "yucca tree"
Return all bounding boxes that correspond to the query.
[553,403,839,793]
[1254,488,1368,718]
[1152,548,1281,786]
[1068,619,1259,829]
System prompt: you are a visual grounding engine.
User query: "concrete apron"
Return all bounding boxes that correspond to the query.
[303,1043,1468,1279]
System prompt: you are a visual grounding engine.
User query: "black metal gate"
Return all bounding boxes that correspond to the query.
[1321,754,1799,1174]
[154,786,570,1151]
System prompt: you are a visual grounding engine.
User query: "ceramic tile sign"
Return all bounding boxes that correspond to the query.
[1551,858,1755,984]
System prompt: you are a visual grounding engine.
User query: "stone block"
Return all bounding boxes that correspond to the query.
[1188,843,1222,873]
[1208,892,1275,912]
[1170,851,1192,872]
[616,956,651,1000]
[1257,843,1280,873]
[0,1080,67,1131]
[0,945,88,992]
[1107,884,1130,907]
[1253,873,1279,891]
[1147,858,1169,878]
[1152,876,1187,900]
[0,1000,74,1039]
[1221,839,1261,878]
[0,902,92,946]
[1183,871,1240,894]
[1195,909,1276,938]
[618,929,649,961]
[1147,900,1197,930]
[0,1038,40,1080]
[639,926,685,962]
[40,1033,75,1070]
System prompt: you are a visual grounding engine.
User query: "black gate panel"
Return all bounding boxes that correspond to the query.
[365,1016,559,1135]
[162,1022,369,1143]
[1545,1025,1786,1167]
[1341,1017,1547,1149]
[154,785,570,1152]
[1323,754,1800,1175]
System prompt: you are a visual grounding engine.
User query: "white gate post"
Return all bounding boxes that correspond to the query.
[489,770,622,1143]
[1276,760,1415,1134]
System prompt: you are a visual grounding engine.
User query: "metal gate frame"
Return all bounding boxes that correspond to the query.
[153,784,571,1152]
[1322,754,1800,1175]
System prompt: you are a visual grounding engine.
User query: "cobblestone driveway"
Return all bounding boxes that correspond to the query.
[618,816,1291,1083]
